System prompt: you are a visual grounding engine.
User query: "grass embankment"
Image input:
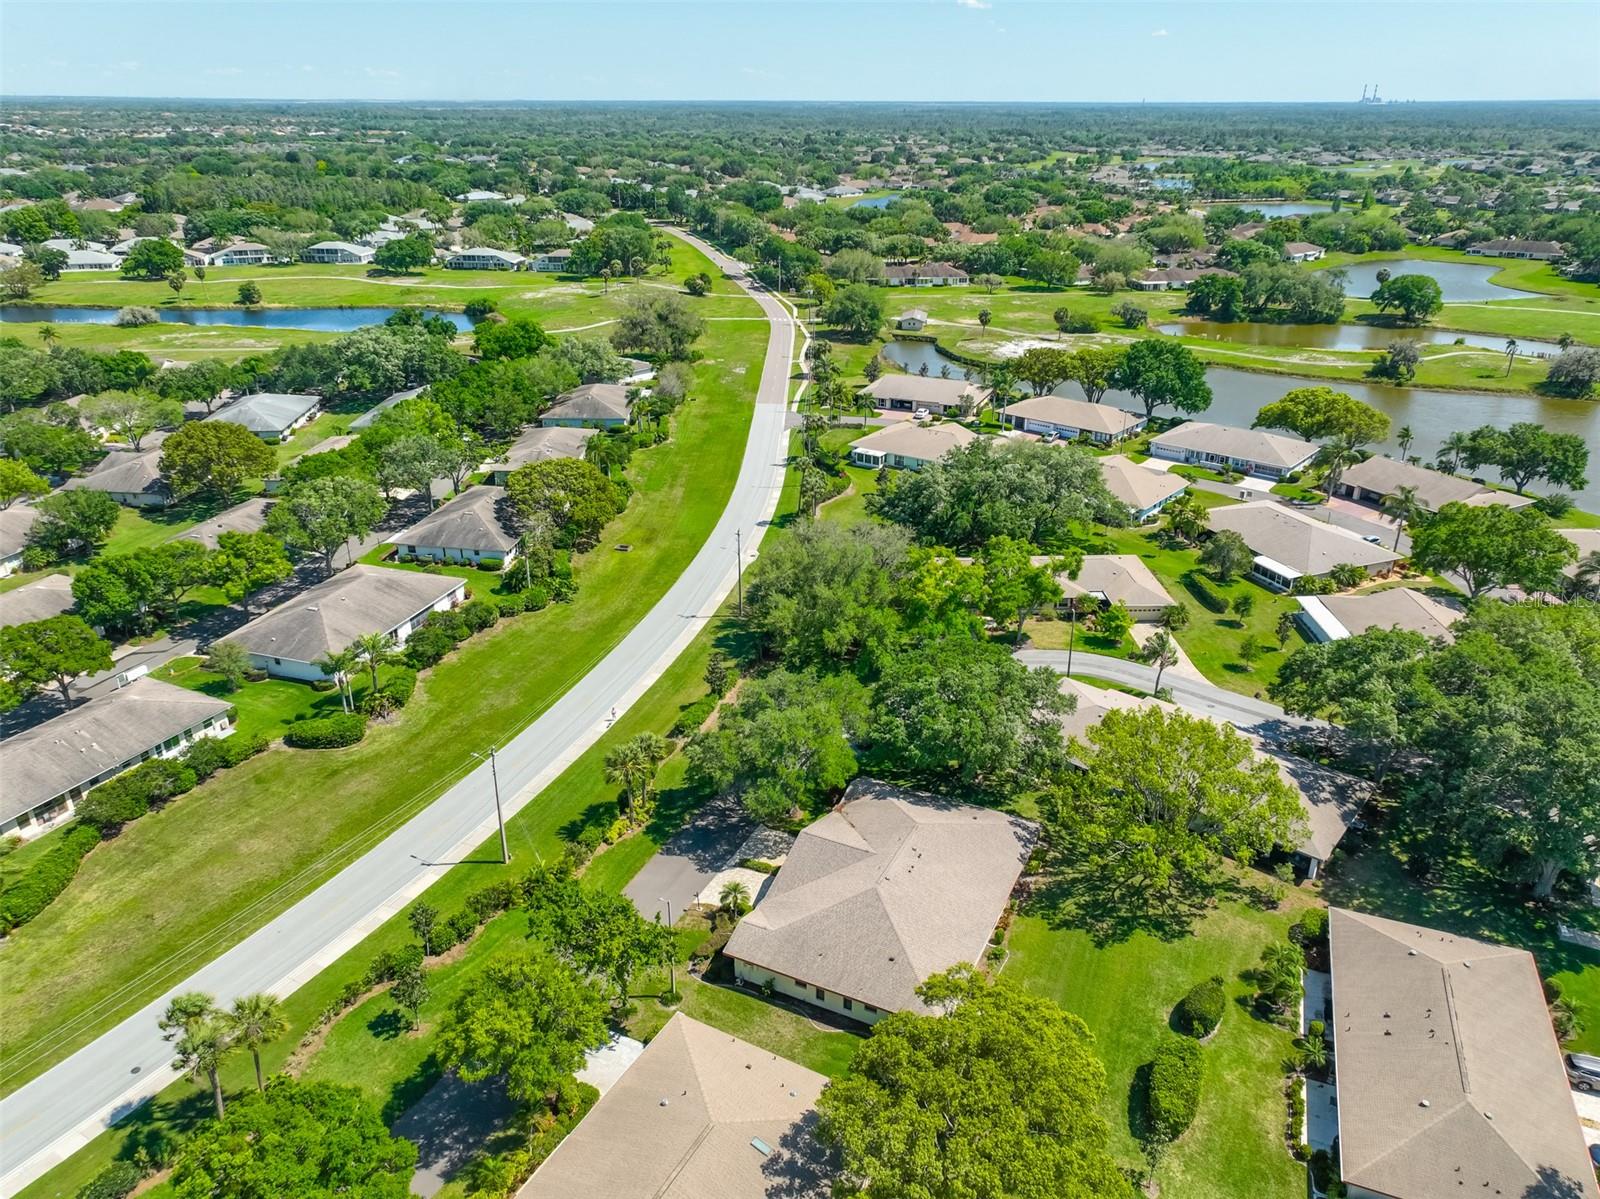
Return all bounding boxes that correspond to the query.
[0,313,766,1095]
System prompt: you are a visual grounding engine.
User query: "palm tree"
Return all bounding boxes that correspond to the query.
[1138,629,1180,695]
[1503,338,1518,377]
[599,265,612,293]
[315,647,359,713]
[351,632,395,696]
[603,733,670,825]
[38,324,59,351]
[1437,431,1473,475]
[1395,425,1414,460]
[160,992,234,1119]
[229,993,288,1093]
[1570,551,1600,601]
[1380,483,1423,552]
[719,880,752,918]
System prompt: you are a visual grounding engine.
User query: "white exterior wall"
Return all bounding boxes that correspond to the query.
[250,582,465,679]
[732,959,887,1026]
[397,543,511,567]
[1,550,22,578]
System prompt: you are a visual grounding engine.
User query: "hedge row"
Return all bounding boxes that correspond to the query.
[1173,975,1226,1039]
[1183,570,1230,614]
[0,823,101,931]
[284,712,367,749]
[1146,1036,1204,1143]
[669,695,718,738]
[73,1160,144,1199]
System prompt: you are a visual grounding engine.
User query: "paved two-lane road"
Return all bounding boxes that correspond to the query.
[0,230,796,1195]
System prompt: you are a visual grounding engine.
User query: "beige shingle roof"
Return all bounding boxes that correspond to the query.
[850,421,976,464]
[1056,554,1174,612]
[1206,501,1401,575]
[1330,909,1599,1199]
[518,1014,829,1199]
[1097,454,1189,513]
[0,573,75,631]
[60,446,167,501]
[1338,456,1534,513]
[388,486,516,555]
[1001,395,1144,438]
[1150,421,1318,471]
[495,425,596,472]
[1301,588,1464,642]
[724,778,1036,1014]
[179,498,272,550]
[541,383,630,424]
[859,374,981,407]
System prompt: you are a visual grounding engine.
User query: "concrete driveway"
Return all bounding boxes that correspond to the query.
[623,796,754,923]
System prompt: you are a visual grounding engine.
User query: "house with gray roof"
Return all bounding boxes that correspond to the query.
[60,445,169,508]
[301,240,375,265]
[1297,587,1464,644]
[517,1013,829,1199]
[0,504,41,575]
[859,373,985,417]
[1149,421,1319,479]
[539,383,631,429]
[206,393,320,443]
[1328,909,1598,1199]
[848,421,977,472]
[1001,395,1146,444]
[0,573,74,630]
[487,425,596,484]
[881,261,968,286]
[1466,237,1564,260]
[349,386,426,431]
[1098,453,1189,522]
[1334,455,1535,514]
[725,778,1037,1023]
[444,247,524,271]
[222,564,464,681]
[387,486,517,566]
[529,247,573,273]
[0,677,233,838]
[1205,500,1401,590]
[178,497,273,550]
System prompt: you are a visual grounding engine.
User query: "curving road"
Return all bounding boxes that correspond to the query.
[0,230,797,1195]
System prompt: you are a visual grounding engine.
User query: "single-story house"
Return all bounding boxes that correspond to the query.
[0,504,41,575]
[1327,909,1599,1199]
[529,247,572,272]
[1228,221,1268,240]
[387,486,517,566]
[60,445,170,508]
[1054,553,1175,621]
[539,383,631,428]
[881,261,969,287]
[1466,237,1564,260]
[1131,266,1236,291]
[454,189,506,203]
[562,212,594,234]
[859,374,985,417]
[178,497,273,550]
[1280,241,1326,263]
[1205,500,1402,590]
[1098,453,1189,522]
[208,241,271,267]
[1000,395,1146,444]
[349,386,426,431]
[301,240,374,265]
[109,236,159,257]
[444,247,524,271]
[1561,527,1600,582]
[223,564,465,681]
[1054,679,1361,879]
[206,392,320,443]
[1297,587,1463,644]
[1149,421,1319,480]
[1334,455,1535,513]
[849,421,977,472]
[42,238,108,254]
[894,308,928,331]
[59,247,119,271]
[725,777,1037,1024]
[0,677,234,839]
[0,572,75,630]
[487,425,596,484]
[516,1013,830,1199]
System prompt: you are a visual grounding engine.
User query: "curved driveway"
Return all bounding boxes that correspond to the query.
[0,231,796,1195]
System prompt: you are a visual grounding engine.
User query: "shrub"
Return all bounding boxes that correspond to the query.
[1543,976,1565,1003]
[73,1160,145,1199]
[1292,908,1329,949]
[1328,563,1367,589]
[1534,491,1573,518]
[365,942,425,988]
[459,598,499,633]
[494,592,527,617]
[444,908,477,944]
[76,758,198,833]
[464,297,499,323]
[404,624,456,669]
[284,713,367,749]
[1183,570,1230,613]
[1173,975,1226,1038]
[1146,1036,1204,1143]
[522,585,552,611]
[475,558,501,572]
[739,858,780,874]
[1292,574,1337,596]
[428,609,472,642]
[0,823,101,930]
[182,732,266,779]
[669,695,718,738]
[113,306,159,328]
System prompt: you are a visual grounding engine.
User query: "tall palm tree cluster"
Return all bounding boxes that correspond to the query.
[314,632,398,714]
[159,991,288,1119]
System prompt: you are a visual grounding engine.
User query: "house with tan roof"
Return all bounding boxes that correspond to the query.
[1149,421,1319,480]
[724,778,1037,1024]
[1334,455,1534,514]
[517,1014,829,1199]
[848,421,977,472]
[0,573,74,630]
[487,425,597,484]
[1297,587,1464,644]
[1561,527,1600,584]
[859,374,984,417]
[539,383,631,429]
[1281,241,1326,262]
[1205,500,1401,590]
[1000,395,1147,444]
[60,444,170,508]
[1328,909,1598,1199]
[1054,554,1175,620]
[881,261,968,286]
[1098,454,1189,522]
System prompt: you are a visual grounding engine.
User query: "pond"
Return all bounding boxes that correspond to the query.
[1319,259,1539,303]
[1154,320,1559,355]
[1205,201,1335,218]
[0,305,473,333]
[879,338,1600,510]
[851,195,896,210]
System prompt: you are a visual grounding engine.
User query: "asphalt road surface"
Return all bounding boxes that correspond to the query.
[0,229,796,1194]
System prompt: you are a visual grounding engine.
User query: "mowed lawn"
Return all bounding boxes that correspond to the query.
[0,314,770,1093]
[1004,888,1316,1199]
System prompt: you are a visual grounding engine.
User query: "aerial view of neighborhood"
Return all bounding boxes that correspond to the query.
[0,1,1597,1197]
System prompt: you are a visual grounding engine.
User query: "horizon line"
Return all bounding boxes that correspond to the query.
[4,95,1600,107]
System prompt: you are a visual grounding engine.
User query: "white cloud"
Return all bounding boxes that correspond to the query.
[1151,27,1169,36]
[956,0,991,9]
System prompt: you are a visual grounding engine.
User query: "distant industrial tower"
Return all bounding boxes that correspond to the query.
[1359,83,1383,105]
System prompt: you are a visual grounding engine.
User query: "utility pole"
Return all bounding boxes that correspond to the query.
[471,747,510,864]
[659,897,675,997]
[735,528,744,618]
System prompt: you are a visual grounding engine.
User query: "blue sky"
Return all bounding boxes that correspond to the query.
[3,1,1597,103]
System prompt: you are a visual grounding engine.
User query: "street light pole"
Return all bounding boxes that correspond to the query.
[659,897,675,997]
[735,528,744,618]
